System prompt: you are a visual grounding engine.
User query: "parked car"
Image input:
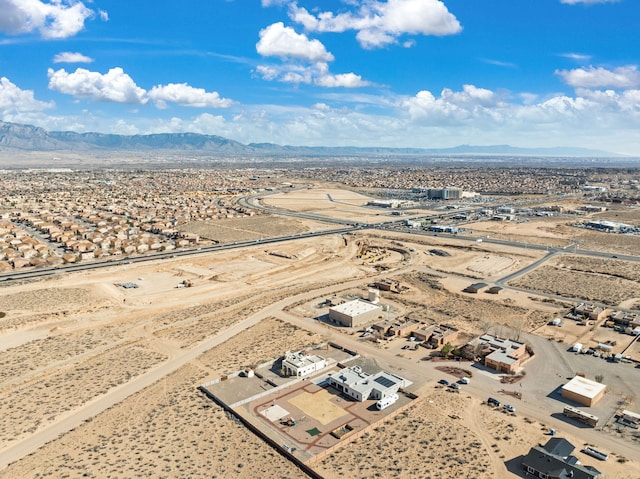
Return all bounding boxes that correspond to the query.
[459,377,470,384]
[503,404,516,413]
[487,397,500,407]
[448,383,460,390]
[438,379,449,386]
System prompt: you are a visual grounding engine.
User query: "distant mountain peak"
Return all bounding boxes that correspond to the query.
[0,120,621,158]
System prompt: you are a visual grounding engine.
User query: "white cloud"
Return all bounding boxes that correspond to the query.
[256,22,334,62]
[98,9,109,21]
[289,0,462,49]
[47,67,148,104]
[316,72,371,88]
[481,58,517,68]
[255,19,373,88]
[0,0,95,39]
[0,76,55,115]
[560,0,619,4]
[560,52,592,61]
[256,62,370,88]
[556,65,640,88]
[53,52,94,64]
[148,83,233,109]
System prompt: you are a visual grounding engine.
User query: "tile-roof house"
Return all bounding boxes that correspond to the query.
[522,437,603,479]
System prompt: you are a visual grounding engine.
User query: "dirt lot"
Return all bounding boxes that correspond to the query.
[264,188,430,224]
[511,256,640,308]
[181,216,331,243]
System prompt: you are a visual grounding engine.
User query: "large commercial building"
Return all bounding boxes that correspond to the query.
[327,365,411,402]
[561,376,606,407]
[328,299,382,328]
[427,188,462,200]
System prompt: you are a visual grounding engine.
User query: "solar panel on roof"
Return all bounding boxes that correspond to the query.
[374,376,396,388]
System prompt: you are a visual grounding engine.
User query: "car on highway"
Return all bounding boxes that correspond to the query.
[503,404,516,413]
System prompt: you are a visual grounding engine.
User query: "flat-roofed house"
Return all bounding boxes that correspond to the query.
[281,350,327,378]
[327,365,411,402]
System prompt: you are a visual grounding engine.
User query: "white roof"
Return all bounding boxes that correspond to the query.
[330,299,381,316]
[562,376,606,399]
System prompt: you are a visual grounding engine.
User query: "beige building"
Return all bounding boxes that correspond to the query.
[562,376,606,407]
[328,299,382,328]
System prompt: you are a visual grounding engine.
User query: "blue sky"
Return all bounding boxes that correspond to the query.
[1,0,639,155]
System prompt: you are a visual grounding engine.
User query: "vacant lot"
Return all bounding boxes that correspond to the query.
[181,216,315,242]
[511,257,640,308]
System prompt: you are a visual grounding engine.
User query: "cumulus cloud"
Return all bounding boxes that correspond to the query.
[256,62,370,88]
[289,0,462,49]
[47,67,148,104]
[256,23,370,88]
[316,72,371,88]
[0,76,55,114]
[47,67,235,109]
[53,52,94,64]
[148,83,233,109]
[556,65,640,88]
[257,22,334,62]
[0,0,95,39]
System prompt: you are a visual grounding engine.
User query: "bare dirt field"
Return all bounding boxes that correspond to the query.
[181,216,330,242]
[511,256,640,308]
[469,214,640,255]
[263,188,430,224]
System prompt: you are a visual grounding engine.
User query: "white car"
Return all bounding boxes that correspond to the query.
[503,404,516,413]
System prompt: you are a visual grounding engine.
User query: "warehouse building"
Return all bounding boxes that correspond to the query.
[562,376,606,407]
[328,299,382,328]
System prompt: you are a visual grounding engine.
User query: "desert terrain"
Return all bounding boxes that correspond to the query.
[1,186,639,478]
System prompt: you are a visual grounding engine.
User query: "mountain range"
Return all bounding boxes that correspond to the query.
[0,120,620,158]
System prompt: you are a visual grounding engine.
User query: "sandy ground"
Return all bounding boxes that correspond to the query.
[1,196,639,478]
[263,188,431,224]
[315,386,640,479]
[511,255,640,308]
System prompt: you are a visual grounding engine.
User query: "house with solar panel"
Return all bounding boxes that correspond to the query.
[326,365,411,402]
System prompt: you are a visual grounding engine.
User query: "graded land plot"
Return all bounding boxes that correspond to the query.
[466,217,576,247]
[0,286,111,330]
[263,188,430,224]
[181,215,322,242]
[511,257,640,308]
[366,230,545,280]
